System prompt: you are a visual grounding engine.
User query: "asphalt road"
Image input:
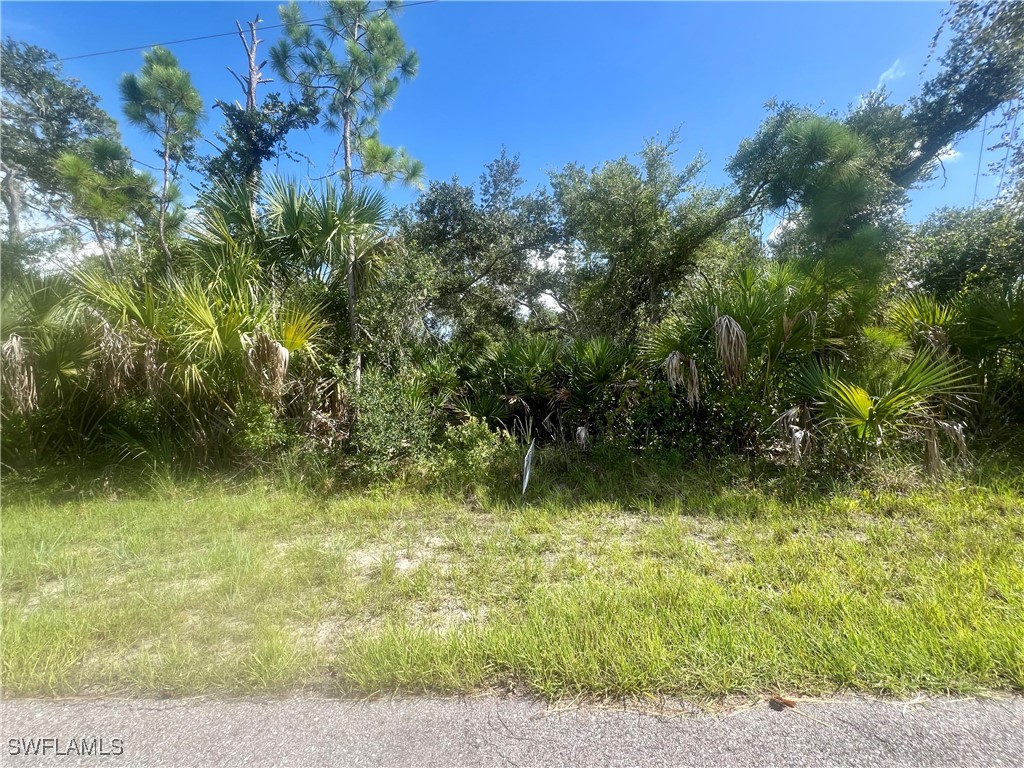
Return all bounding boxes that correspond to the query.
[1,695,1021,767]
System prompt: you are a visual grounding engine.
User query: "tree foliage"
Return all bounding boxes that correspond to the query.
[120,46,204,272]
[271,0,421,189]
[552,133,755,339]
[3,2,1024,479]
[202,17,319,190]
[54,138,157,275]
[0,38,124,275]
[400,150,562,345]
[905,204,1024,299]
[271,0,421,386]
[205,93,317,189]
[902,0,1024,189]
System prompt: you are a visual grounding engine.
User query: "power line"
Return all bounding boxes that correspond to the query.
[61,29,268,62]
[58,0,438,62]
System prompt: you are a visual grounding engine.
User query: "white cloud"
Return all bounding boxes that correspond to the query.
[937,146,962,163]
[539,292,561,312]
[876,59,907,90]
[767,216,796,245]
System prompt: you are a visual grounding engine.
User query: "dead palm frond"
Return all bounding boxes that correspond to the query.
[782,309,817,344]
[1,334,37,414]
[663,350,682,392]
[714,313,747,386]
[938,419,969,460]
[774,404,813,462]
[684,356,700,407]
[141,334,165,396]
[247,329,290,405]
[94,320,135,402]
[664,351,700,407]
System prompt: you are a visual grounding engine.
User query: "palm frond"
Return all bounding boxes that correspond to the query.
[273,300,328,359]
[888,293,957,353]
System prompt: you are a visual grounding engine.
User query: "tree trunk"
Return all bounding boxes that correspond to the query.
[243,19,259,112]
[158,125,173,274]
[342,105,361,391]
[1,163,24,246]
[90,219,116,275]
[235,16,265,210]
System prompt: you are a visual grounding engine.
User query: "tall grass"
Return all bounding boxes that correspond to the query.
[2,456,1021,699]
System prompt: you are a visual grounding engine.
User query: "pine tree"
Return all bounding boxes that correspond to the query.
[120,46,203,273]
[271,0,421,386]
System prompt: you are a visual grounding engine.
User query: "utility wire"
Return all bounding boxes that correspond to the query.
[58,0,438,62]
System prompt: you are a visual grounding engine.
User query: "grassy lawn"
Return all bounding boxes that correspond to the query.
[2,462,1023,699]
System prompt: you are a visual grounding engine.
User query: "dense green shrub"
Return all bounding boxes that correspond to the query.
[233,398,294,461]
[3,252,1011,482]
[349,370,434,479]
[423,417,518,493]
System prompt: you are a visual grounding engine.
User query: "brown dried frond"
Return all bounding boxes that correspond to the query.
[247,329,290,405]
[575,424,590,450]
[316,376,349,447]
[95,322,135,401]
[282,369,348,448]
[684,357,700,407]
[790,426,810,463]
[541,411,558,436]
[782,312,796,340]
[714,313,747,386]
[774,404,813,463]
[328,378,346,421]
[140,335,165,396]
[663,350,683,393]
[782,309,818,343]
[1,334,37,414]
[938,419,968,459]
[919,323,950,355]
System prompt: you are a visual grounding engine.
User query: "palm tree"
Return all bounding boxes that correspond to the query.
[1,275,111,459]
[787,352,969,471]
[190,177,390,382]
[643,261,851,399]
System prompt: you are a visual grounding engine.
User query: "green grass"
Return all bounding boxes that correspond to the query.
[2,458,1023,700]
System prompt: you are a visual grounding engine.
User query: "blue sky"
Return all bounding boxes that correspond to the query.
[3,1,1010,222]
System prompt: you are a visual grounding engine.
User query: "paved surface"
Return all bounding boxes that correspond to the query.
[1,695,1021,767]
